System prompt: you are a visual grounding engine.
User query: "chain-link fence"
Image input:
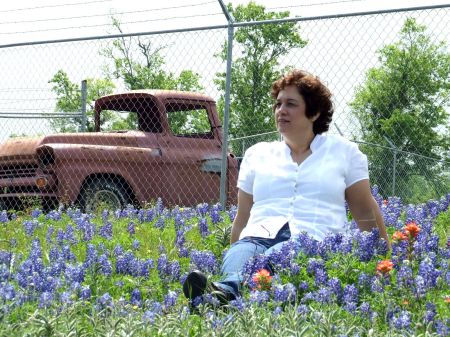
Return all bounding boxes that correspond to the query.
[0,4,449,212]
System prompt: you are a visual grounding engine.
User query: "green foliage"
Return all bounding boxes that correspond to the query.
[49,18,204,134]
[48,70,116,132]
[215,2,307,156]
[351,18,450,202]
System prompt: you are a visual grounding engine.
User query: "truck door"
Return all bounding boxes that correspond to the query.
[157,99,222,206]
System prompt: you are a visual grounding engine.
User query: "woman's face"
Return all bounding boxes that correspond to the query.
[274,85,317,137]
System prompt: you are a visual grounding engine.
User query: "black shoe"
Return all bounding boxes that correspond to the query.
[183,270,208,300]
[183,270,236,304]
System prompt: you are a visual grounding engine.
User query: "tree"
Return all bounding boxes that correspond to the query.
[350,18,450,201]
[49,18,205,133]
[215,2,307,157]
[49,70,115,132]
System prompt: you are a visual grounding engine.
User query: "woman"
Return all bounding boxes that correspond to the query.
[183,69,389,303]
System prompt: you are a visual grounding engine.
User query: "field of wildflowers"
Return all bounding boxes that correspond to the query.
[0,187,449,337]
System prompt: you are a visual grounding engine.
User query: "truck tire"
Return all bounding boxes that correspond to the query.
[81,178,130,213]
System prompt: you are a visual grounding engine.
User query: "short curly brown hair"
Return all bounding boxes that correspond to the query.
[271,69,334,134]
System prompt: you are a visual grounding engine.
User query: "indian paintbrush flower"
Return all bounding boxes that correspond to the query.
[252,269,272,291]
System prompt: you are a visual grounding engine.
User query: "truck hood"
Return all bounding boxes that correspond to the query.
[0,132,141,163]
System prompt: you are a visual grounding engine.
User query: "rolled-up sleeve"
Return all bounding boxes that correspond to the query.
[345,142,369,187]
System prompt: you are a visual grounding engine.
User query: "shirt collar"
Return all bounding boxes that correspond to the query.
[282,133,324,154]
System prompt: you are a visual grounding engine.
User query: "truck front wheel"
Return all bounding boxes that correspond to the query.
[81,178,130,213]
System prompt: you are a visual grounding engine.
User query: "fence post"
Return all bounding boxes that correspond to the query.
[383,136,397,197]
[80,80,87,132]
[218,0,234,209]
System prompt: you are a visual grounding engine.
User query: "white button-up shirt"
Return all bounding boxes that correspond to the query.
[237,134,368,241]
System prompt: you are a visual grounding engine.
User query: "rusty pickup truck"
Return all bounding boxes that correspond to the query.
[0,90,238,212]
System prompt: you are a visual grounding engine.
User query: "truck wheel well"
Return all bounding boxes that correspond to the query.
[79,174,136,206]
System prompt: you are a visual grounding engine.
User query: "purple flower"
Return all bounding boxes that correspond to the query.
[23,219,39,236]
[343,284,359,307]
[273,283,296,303]
[190,250,218,274]
[39,291,54,308]
[424,302,436,323]
[132,239,140,251]
[314,287,333,304]
[0,211,8,223]
[393,310,411,330]
[79,286,91,300]
[98,254,112,276]
[249,290,269,306]
[359,302,371,317]
[327,278,343,302]
[127,222,136,235]
[97,292,113,309]
[297,304,309,315]
[0,283,15,301]
[229,297,246,312]
[198,218,210,238]
[130,288,142,307]
[142,310,156,325]
[163,290,178,309]
[31,209,42,218]
[99,222,113,240]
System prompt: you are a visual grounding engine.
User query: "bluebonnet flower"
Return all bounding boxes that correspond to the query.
[83,244,98,270]
[0,210,8,223]
[307,258,325,275]
[273,283,296,303]
[98,254,112,276]
[413,275,427,298]
[99,221,113,240]
[142,310,156,325]
[46,226,54,244]
[127,222,136,235]
[154,216,165,229]
[196,203,209,217]
[23,219,39,236]
[249,290,269,306]
[359,302,371,317]
[163,290,178,309]
[38,291,54,308]
[0,264,10,282]
[132,239,140,251]
[209,204,222,224]
[290,263,300,275]
[242,254,270,288]
[0,283,15,301]
[31,208,42,218]
[65,264,85,285]
[60,291,73,306]
[434,319,449,337]
[273,306,283,315]
[190,250,218,274]
[56,229,65,245]
[155,198,164,215]
[296,232,319,256]
[314,287,333,304]
[178,246,189,258]
[45,210,61,221]
[198,218,210,238]
[130,288,142,307]
[227,205,237,222]
[79,286,91,300]
[314,268,328,287]
[229,297,246,312]
[344,302,358,313]
[343,284,359,305]
[64,225,77,244]
[298,281,309,292]
[357,272,371,289]
[397,264,413,288]
[113,244,124,257]
[418,255,441,288]
[424,302,436,324]
[96,292,113,309]
[393,310,411,330]
[0,251,12,265]
[370,276,383,293]
[327,278,343,303]
[297,304,309,315]
[354,229,379,262]
[319,232,344,257]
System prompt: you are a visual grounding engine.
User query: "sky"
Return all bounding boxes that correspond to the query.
[1,0,449,46]
[0,0,449,141]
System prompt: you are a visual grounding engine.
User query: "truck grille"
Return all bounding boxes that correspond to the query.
[0,164,38,179]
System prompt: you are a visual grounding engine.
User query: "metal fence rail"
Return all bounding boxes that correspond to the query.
[0,3,448,211]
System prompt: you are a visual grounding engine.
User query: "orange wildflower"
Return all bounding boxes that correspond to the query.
[404,222,420,238]
[252,269,272,290]
[444,296,450,304]
[392,231,408,242]
[376,260,394,275]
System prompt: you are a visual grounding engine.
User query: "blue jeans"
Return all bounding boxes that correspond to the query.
[213,223,291,298]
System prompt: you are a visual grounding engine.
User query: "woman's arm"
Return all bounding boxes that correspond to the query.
[230,189,253,244]
[345,179,391,250]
